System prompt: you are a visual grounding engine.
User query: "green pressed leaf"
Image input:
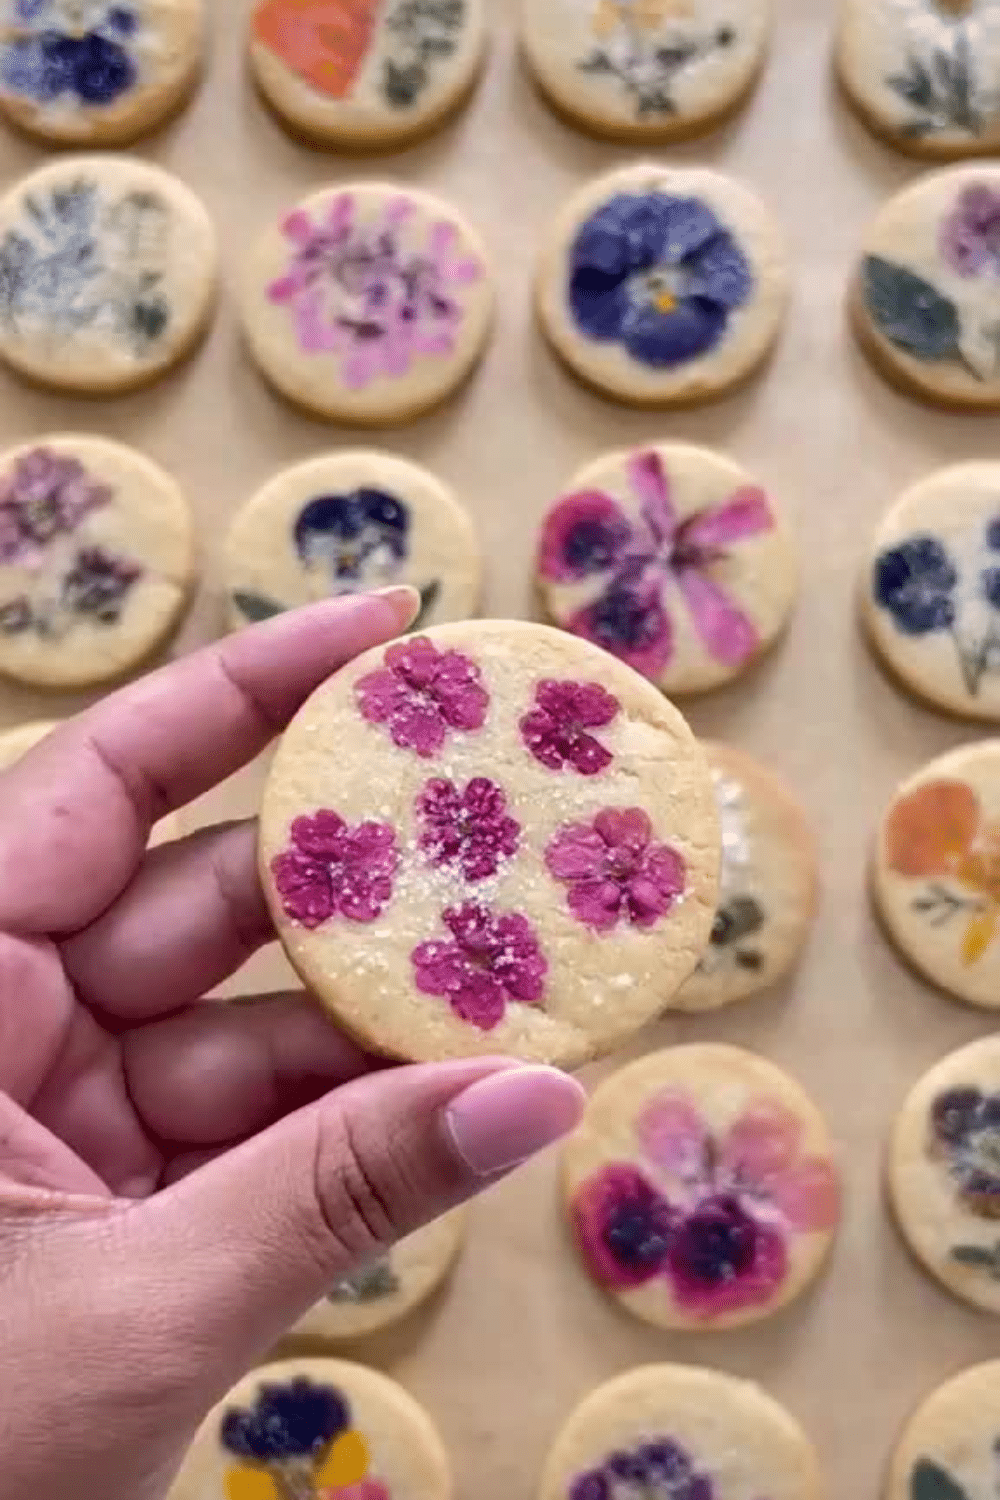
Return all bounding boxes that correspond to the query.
[911,1458,970,1500]
[412,579,441,630]
[232,590,285,623]
[951,1240,1000,1275]
[862,256,965,366]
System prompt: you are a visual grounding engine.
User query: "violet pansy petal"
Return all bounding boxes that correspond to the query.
[635,1092,709,1183]
[538,490,632,583]
[653,195,721,261]
[676,568,759,668]
[681,486,773,551]
[570,589,673,680]
[569,270,633,342]
[627,449,677,549]
[623,298,728,368]
[684,229,754,310]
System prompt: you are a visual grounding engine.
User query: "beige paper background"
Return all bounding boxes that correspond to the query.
[2,2,1000,1497]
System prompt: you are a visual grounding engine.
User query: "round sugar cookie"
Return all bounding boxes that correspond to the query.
[538,1365,823,1500]
[0,436,193,688]
[873,741,1000,1008]
[561,1045,841,1330]
[851,166,1000,408]
[249,0,486,149]
[886,1362,1000,1500]
[242,183,493,426]
[225,452,480,632]
[535,164,789,408]
[889,1037,1000,1312]
[674,744,818,1012]
[521,0,770,145]
[0,156,217,394]
[0,0,204,146]
[258,619,719,1068]
[290,1210,466,1343]
[166,1357,451,1500]
[836,0,1000,161]
[536,443,797,693]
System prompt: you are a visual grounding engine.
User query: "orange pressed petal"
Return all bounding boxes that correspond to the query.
[962,906,998,966]
[317,1430,371,1490]
[884,779,980,878]
[224,1467,279,1500]
[253,0,378,99]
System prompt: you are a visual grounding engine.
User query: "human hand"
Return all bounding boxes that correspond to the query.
[0,590,585,1500]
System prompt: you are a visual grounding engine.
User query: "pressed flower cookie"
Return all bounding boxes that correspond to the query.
[0,435,194,688]
[674,744,818,1012]
[886,1361,1000,1500]
[562,1045,840,1330]
[851,166,1000,408]
[873,742,1000,1008]
[242,182,493,427]
[536,442,797,693]
[538,1365,824,1500]
[259,619,719,1068]
[535,164,789,408]
[889,1037,1000,1312]
[167,1357,450,1500]
[0,155,217,394]
[225,452,480,631]
[0,0,204,146]
[249,0,486,149]
[521,0,770,145]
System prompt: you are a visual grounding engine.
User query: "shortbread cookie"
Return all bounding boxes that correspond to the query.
[167,1357,451,1500]
[522,0,770,144]
[225,452,480,631]
[536,443,796,693]
[674,744,818,1012]
[0,436,193,688]
[0,156,217,394]
[836,0,1000,161]
[889,1037,1000,1312]
[0,719,59,769]
[562,1045,840,1329]
[259,620,719,1068]
[0,0,203,146]
[874,742,1000,1008]
[290,1210,466,1342]
[539,1366,823,1500]
[852,166,1000,408]
[249,0,485,149]
[886,1362,1000,1500]
[536,164,788,407]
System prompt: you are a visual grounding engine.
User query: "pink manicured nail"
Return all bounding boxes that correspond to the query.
[444,1066,586,1177]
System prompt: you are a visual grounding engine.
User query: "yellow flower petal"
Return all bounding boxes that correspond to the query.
[317,1430,370,1489]
[224,1466,278,1500]
[591,0,621,38]
[962,907,997,966]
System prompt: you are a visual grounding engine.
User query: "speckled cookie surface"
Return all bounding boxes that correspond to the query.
[259,620,719,1068]
[535,164,788,407]
[889,1037,1000,1313]
[167,1357,451,1500]
[249,0,485,148]
[873,741,1000,1007]
[886,1361,1000,1500]
[242,182,493,426]
[851,166,1000,408]
[674,745,817,1012]
[562,1045,840,1329]
[536,443,796,693]
[538,1365,824,1500]
[225,452,480,632]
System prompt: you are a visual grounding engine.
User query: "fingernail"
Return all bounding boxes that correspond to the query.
[372,585,420,629]
[444,1066,586,1177]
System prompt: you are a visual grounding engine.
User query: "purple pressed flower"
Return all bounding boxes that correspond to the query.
[61,545,141,623]
[356,637,489,758]
[570,1437,714,1500]
[417,776,520,881]
[270,809,399,928]
[570,1163,674,1289]
[520,679,619,775]
[411,901,547,1030]
[941,184,1000,278]
[665,1194,787,1319]
[545,807,686,933]
[0,446,111,566]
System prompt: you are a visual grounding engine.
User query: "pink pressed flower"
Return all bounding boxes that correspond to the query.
[270,809,399,928]
[411,902,547,1030]
[537,489,631,583]
[570,1163,674,1289]
[665,1195,788,1318]
[417,776,520,881]
[356,637,489,758]
[0,447,111,567]
[545,807,685,932]
[717,1102,841,1233]
[520,679,619,775]
[940,184,1000,277]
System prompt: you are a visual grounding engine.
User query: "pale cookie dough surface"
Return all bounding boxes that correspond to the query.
[873,741,1000,1008]
[836,0,1000,161]
[0,0,203,146]
[538,1365,824,1500]
[225,452,480,632]
[259,620,719,1068]
[249,0,486,148]
[561,1045,841,1330]
[0,435,193,688]
[0,155,217,394]
[167,1357,451,1500]
[674,744,817,1012]
[851,166,1000,408]
[242,183,493,426]
[536,443,797,694]
[521,0,770,144]
[886,1361,1000,1500]
[889,1037,1000,1313]
[535,164,788,408]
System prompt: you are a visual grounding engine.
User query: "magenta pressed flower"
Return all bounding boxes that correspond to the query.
[571,1163,674,1290]
[356,636,489,758]
[545,807,685,932]
[941,184,1000,278]
[417,776,520,881]
[520,679,620,775]
[411,901,547,1030]
[0,445,111,566]
[270,809,399,928]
